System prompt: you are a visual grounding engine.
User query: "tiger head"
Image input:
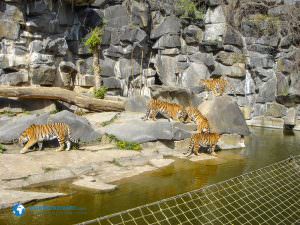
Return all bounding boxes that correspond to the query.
[18,125,35,146]
[177,108,188,123]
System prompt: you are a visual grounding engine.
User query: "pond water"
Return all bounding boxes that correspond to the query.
[1,127,299,225]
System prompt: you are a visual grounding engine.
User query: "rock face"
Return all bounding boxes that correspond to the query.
[198,96,250,136]
[104,119,192,143]
[0,111,101,144]
[0,0,299,128]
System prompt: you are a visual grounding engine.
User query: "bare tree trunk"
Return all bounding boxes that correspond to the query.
[0,86,124,112]
[93,50,101,89]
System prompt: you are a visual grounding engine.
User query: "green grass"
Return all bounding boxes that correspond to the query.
[0,144,6,154]
[116,141,142,151]
[176,0,205,20]
[106,134,142,151]
[252,14,280,36]
[93,86,108,99]
[50,109,60,114]
[0,110,17,117]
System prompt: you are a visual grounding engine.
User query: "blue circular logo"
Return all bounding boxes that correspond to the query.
[12,203,26,217]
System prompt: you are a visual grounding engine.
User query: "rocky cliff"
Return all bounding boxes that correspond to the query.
[1,0,300,129]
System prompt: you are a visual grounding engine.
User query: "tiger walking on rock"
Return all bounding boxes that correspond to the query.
[143,99,187,122]
[185,106,210,133]
[19,123,78,154]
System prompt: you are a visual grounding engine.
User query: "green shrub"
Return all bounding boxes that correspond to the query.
[0,144,6,154]
[0,110,16,117]
[93,86,108,99]
[105,134,142,151]
[116,140,142,151]
[176,0,205,20]
[84,27,104,52]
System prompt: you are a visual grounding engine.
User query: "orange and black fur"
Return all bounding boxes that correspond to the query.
[19,123,77,154]
[200,77,235,97]
[143,99,187,122]
[185,106,210,132]
[184,132,221,156]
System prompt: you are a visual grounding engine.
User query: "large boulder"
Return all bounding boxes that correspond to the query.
[0,20,20,40]
[0,70,29,86]
[203,23,226,42]
[205,5,226,24]
[183,25,203,44]
[131,0,149,28]
[154,55,177,86]
[0,98,56,114]
[150,15,181,39]
[104,5,129,28]
[212,62,246,78]
[256,77,277,103]
[149,85,194,107]
[125,96,150,113]
[45,38,68,56]
[114,58,141,79]
[0,111,101,144]
[182,63,210,88]
[198,96,250,136]
[58,61,77,88]
[0,113,50,144]
[30,64,57,86]
[153,34,181,49]
[104,119,191,143]
[50,111,101,142]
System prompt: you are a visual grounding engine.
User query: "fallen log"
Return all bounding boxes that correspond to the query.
[0,86,125,112]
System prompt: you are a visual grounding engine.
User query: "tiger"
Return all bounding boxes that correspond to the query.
[143,99,187,122]
[185,106,210,133]
[200,76,236,97]
[19,123,78,154]
[184,132,221,156]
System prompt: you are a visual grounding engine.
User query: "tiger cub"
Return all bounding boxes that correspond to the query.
[143,99,187,122]
[19,123,77,154]
[200,77,232,97]
[185,106,210,132]
[184,132,221,156]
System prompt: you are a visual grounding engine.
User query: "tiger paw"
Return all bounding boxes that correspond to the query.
[211,152,217,156]
[20,149,28,154]
[55,148,64,152]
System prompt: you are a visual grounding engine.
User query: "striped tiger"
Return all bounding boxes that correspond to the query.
[184,132,221,156]
[185,106,210,132]
[200,76,236,97]
[143,99,187,122]
[19,123,78,154]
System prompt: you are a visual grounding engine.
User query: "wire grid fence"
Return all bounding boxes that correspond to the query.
[78,155,300,225]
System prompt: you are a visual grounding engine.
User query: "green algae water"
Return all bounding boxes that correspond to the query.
[1,127,299,225]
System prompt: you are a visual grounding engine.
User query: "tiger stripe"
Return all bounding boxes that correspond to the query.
[185,106,210,133]
[143,99,187,122]
[18,122,78,154]
[184,132,221,156]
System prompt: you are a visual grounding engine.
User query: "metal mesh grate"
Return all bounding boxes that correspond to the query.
[78,156,300,225]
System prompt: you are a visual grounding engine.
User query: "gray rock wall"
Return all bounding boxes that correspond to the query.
[1,0,300,127]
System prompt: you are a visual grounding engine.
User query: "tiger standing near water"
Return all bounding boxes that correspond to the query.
[19,123,77,154]
[143,99,187,122]
[184,132,221,156]
[185,106,210,133]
